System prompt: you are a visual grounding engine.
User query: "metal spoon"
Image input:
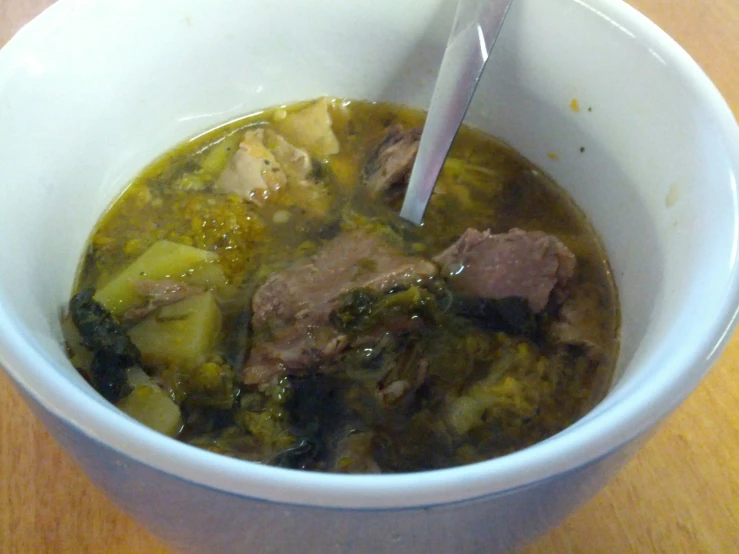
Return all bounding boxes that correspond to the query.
[399,0,516,225]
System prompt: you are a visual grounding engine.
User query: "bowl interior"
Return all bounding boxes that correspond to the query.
[0,0,738,507]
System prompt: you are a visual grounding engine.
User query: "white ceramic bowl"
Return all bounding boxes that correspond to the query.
[1,0,738,552]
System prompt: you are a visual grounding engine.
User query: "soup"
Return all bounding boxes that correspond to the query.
[62,97,619,472]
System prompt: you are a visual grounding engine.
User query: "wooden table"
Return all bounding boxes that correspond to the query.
[1,1,738,552]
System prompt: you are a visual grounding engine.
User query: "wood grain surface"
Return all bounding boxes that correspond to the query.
[1,1,738,553]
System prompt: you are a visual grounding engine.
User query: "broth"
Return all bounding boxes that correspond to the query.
[63,98,619,472]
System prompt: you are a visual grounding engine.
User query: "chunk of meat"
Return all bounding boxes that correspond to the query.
[242,230,438,384]
[216,128,287,203]
[434,228,576,312]
[217,127,329,217]
[363,125,421,198]
[548,283,611,359]
[122,279,204,322]
[262,128,313,184]
[252,231,438,329]
[244,325,350,385]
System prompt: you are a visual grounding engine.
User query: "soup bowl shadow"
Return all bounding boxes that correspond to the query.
[1,0,738,553]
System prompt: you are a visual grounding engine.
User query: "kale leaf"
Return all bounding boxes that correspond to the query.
[69,287,139,402]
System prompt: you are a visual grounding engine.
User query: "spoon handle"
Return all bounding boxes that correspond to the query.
[400,0,515,225]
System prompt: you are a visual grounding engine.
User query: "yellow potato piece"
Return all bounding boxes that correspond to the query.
[129,291,222,369]
[117,368,183,437]
[94,240,218,316]
[274,97,340,158]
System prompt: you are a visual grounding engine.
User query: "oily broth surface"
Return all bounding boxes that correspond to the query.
[70,98,619,471]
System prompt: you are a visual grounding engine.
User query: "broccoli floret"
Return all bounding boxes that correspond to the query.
[161,356,237,409]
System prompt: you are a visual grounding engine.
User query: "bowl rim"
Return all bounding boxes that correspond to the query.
[1,0,739,509]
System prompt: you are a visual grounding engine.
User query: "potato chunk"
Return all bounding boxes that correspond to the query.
[274,97,340,158]
[94,240,218,316]
[117,367,183,437]
[129,291,222,369]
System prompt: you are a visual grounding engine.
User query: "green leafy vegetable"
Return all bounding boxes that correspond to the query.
[275,374,354,470]
[450,296,537,336]
[330,285,442,334]
[69,287,139,402]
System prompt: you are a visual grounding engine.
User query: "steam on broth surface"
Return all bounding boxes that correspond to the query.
[63,97,619,472]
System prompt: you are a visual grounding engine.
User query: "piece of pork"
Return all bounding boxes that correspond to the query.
[122,279,204,322]
[363,125,421,198]
[262,128,314,184]
[434,228,576,313]
[242,230,438,384]
[548,283,612,359]
[217,128,287,203]
[217,127,328,218]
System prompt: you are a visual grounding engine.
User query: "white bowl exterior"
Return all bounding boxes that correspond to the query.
[1,0,739,551]
[23,387,644,554]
